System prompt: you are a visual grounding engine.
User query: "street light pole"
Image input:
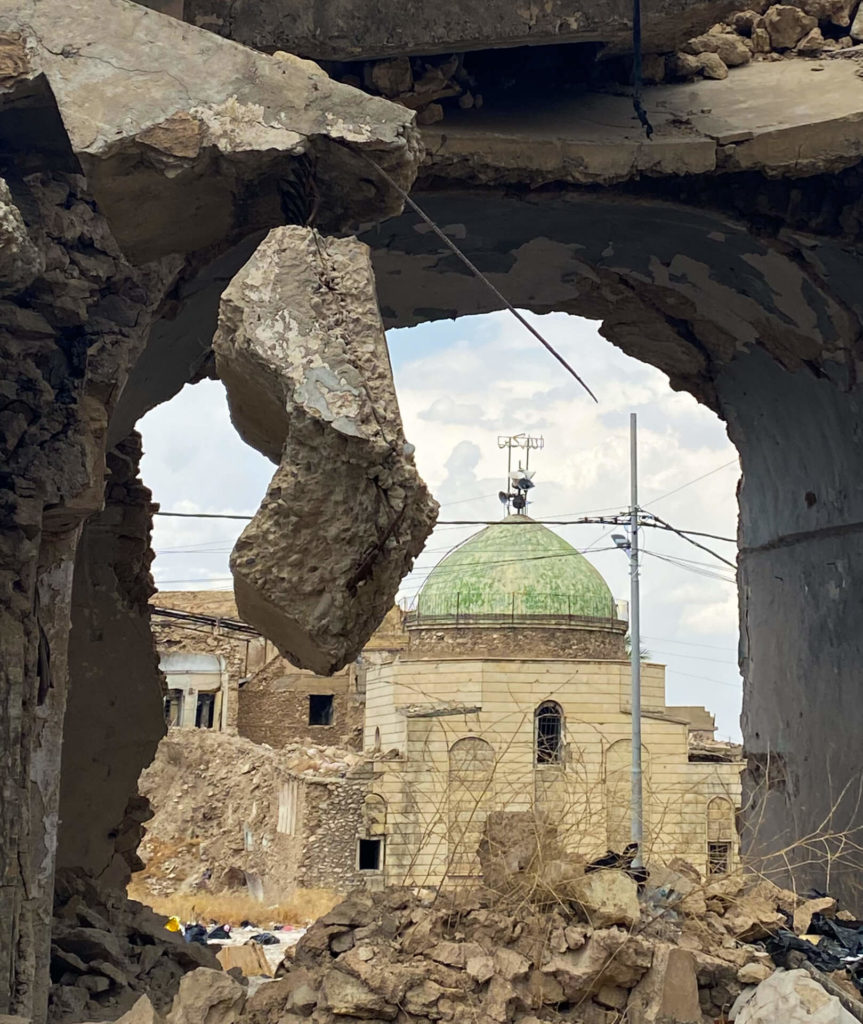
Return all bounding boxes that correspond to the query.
[629,412,644,868]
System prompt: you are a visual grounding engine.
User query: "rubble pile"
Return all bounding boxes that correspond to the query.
[666,0,863,81]
[224,872,840,1024]
[49,871,219,1023]
[135,730,362,902]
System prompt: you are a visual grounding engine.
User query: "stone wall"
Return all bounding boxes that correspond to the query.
[58,434,165,888]
[299,771,372,889]
[239,662,364,749]
[407,624,627,660]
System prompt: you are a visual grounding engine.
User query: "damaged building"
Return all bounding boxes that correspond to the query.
[3,0,863,1017]
[145,511,742,893]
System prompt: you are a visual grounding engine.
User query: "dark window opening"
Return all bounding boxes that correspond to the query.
[707,841,731,876]
[195,693,215,729]
[309,694,334,726]
[535,701,564,764]
[358,838,383,871]
[164,688,183,726]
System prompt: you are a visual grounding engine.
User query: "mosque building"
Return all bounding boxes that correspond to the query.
[360,511,743,886]
[151,458,743,892]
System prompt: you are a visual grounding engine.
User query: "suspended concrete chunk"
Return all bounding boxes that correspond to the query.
[214,225,438,675]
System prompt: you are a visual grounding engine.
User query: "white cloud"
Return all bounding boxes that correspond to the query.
[138,310,743,739]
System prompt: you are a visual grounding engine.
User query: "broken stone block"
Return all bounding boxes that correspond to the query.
[668,51,702,78]
[166,968,247,1024]
[570,869,640,928]
[763,4,818,47]
[483,976,518,1023]
[686,31,752,64]
[793,896,837,934]
[493,948,531,982]
[647,864,707,917]
[319,968,397,1020]
[627,945,701,1024]
[466,955,495,984]
[0,177,43,292]
[733,968,858,1024]
[730,10,761,34]
[542,929,653,1000]
[697,51,730,77]
[752,24,773,49]
[737,962,773,984]
[596,984,629,1010]
[368,57,414,97]
[795,26,825,51]
[213,225,437,675]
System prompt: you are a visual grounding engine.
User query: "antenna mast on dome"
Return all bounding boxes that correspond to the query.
[497,433,544,516]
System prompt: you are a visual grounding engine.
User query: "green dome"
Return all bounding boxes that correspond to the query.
[415,516,615,622]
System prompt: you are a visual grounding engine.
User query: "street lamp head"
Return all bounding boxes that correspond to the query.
[612,534,630,550]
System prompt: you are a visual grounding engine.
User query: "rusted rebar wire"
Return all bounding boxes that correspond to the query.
[631,0,654,137]
[362,154,598,403]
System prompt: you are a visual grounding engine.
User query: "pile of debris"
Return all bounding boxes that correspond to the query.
[49,870,219,1023]
[135,730,362,902]
[94,866,863,1024]
[667,0,863,81]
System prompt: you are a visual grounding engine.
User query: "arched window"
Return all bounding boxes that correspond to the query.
[448,737,495,876]
[535,701,564,765]
[707,796,736,875]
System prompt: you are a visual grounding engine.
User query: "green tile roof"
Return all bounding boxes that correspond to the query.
[416,515,615,621]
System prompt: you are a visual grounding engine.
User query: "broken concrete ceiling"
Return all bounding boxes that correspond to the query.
[176,0,739,59]
[0,0,421,263]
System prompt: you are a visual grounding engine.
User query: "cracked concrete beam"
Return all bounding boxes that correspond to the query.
[213,226,438,675]
[0,0,421,262]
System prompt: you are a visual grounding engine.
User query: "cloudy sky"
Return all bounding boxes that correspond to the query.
[140,310,742,740]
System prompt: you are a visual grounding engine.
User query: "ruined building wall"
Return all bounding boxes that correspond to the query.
[364,658,742,886]
[238,661,364,749]
[0,5,422,1016]
[0,161,179,1020]
[58,434,165,888]
[299,774,371,890]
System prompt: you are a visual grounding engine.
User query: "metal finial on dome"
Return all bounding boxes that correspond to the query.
[497,433,544,516]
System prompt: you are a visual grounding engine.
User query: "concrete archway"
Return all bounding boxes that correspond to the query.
[360,183,863,899]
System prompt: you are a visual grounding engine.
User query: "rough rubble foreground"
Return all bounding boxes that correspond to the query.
[0,1,423,1018]
[214,227,437,675]
[88,873,863,1024]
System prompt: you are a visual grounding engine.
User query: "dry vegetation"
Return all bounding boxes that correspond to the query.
[126,882,341,928]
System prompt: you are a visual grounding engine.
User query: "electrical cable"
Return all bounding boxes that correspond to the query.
[360,154,598,403]
[640,511,737,569]
[631,0,654,137]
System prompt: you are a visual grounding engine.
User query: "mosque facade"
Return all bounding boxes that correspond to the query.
[360,514,743,887]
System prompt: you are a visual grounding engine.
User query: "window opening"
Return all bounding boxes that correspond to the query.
[164,688,183,726]
[358,837,383,871]
[309,694,334,726]
[195,692,215,728]
[535,701,563,764]
[707,841,731,875]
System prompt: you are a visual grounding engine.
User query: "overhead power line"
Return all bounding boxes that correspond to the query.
[153,509,736,548]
